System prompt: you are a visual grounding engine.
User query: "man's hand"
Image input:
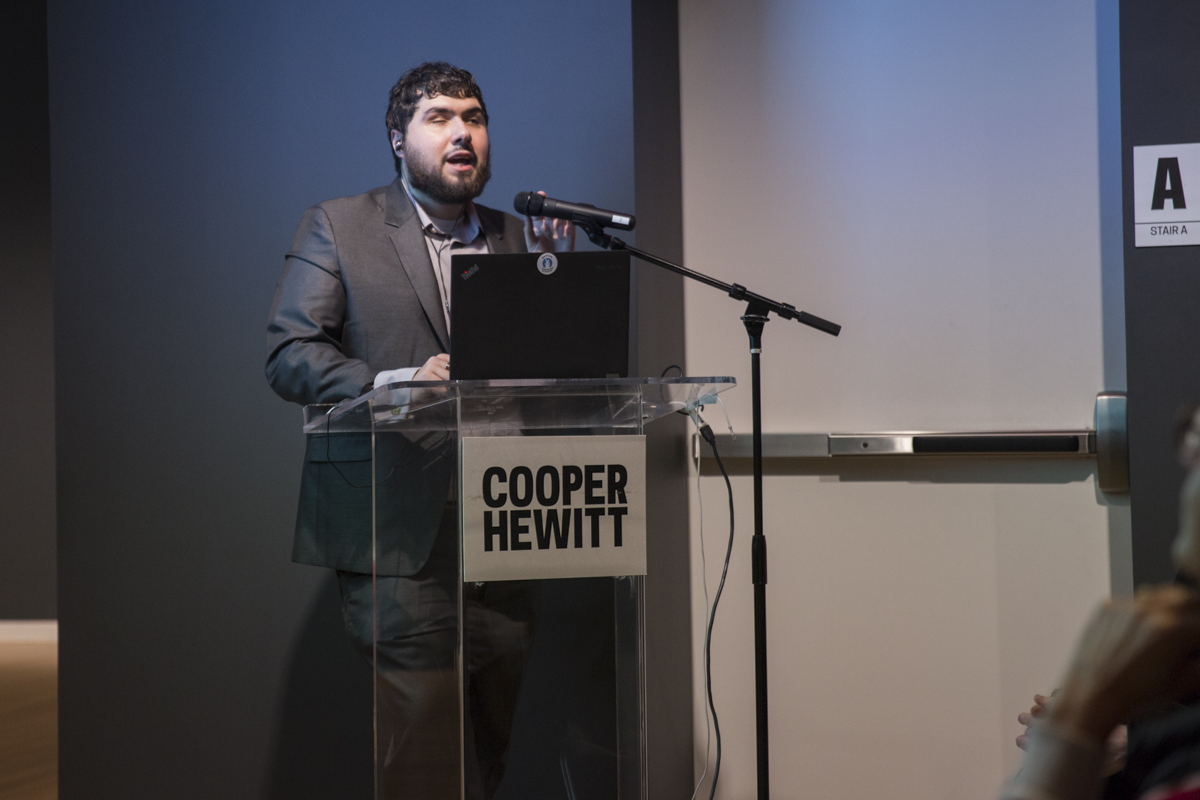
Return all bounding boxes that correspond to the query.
[1047,586,1200,745]
[414,353,450,382]
[523,191,576,253]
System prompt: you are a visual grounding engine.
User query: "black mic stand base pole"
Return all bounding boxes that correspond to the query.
[580,222,838,800]
[742,307,770,800]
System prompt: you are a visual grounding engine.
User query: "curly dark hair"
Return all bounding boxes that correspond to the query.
[386,62,488,175]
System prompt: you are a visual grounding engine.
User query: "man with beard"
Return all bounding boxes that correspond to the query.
[266,62,574,798]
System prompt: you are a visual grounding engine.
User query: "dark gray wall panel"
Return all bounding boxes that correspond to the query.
[0,0,56,619]
[1120,0,1200,585]
[48,1,647,797]
[631,1,693,798]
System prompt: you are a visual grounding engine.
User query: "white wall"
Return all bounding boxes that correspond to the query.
[680,1,1119,797]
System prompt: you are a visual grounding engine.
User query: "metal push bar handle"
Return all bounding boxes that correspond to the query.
[696,392,1129,492]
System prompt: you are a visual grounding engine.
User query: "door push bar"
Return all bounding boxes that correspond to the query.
[696,392,1129,494]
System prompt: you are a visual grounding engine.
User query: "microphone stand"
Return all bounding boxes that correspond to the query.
[578,222,840,800]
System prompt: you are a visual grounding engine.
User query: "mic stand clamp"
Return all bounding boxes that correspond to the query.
[578,220,840,800]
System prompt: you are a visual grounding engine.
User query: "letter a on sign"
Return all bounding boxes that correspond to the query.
[1152,158,1186,210]
[1133,143,1200,247]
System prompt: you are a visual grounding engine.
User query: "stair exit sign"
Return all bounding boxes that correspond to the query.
[1134,143,1200,247]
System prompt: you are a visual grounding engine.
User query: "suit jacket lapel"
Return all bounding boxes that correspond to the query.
[480,205,517,254]
[383,178,450,351]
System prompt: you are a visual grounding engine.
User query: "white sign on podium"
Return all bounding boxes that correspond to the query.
[460,435,647,581]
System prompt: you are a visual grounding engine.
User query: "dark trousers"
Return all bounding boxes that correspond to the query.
[337,509,536,800]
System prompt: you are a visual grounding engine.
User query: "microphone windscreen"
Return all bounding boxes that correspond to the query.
[513,191,543,216]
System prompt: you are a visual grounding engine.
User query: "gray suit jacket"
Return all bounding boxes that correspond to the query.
[266,177,526,575]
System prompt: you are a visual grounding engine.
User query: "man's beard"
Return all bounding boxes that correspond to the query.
[404,147,492,204]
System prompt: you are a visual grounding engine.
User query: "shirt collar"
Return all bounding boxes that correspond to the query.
[401,179,482,245]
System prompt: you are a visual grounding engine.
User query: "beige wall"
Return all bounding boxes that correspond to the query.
[680,0,1120,797]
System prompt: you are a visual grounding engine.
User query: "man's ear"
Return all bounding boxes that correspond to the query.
[390,129,403,156]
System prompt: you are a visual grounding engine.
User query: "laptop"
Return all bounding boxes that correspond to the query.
[450,251,631,380]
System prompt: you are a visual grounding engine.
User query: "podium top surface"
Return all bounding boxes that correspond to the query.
[302,376,736,434]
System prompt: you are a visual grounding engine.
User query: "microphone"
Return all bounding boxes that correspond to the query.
[514,191,636,231]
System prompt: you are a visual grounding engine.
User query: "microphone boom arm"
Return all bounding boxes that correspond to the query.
[578,222,841,337]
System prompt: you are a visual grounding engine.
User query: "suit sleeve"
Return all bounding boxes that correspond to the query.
[265,205,376,405]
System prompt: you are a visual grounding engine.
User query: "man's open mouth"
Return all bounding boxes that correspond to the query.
[445,152,475,170]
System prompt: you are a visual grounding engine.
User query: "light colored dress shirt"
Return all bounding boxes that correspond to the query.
[404,180,490,335]
[373,182,492,390]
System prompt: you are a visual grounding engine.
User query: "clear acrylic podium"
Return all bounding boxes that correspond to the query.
[304,377,734,800]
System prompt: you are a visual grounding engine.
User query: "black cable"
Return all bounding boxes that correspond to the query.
[696,421,734,800]
[661,364,684,378]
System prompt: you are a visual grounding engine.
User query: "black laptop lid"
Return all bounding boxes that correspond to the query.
[449,251,631,380]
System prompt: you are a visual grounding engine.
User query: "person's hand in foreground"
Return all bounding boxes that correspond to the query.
[1017,692,1128,775]
[1017,693,1054,751]
[1048,586,1200,747]
[523,191,576,253]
